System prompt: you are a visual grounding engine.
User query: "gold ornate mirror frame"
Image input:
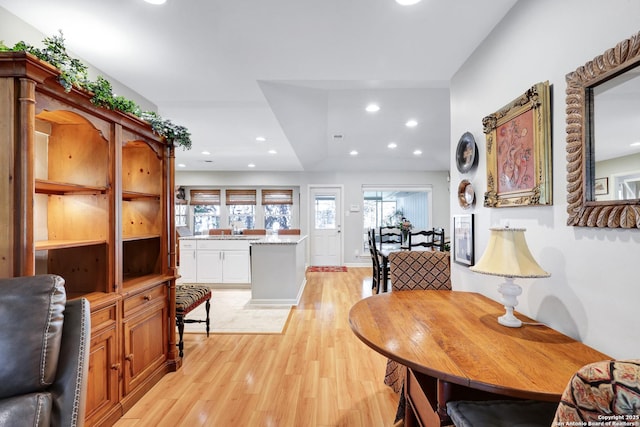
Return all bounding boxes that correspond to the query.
[566,30,640,228]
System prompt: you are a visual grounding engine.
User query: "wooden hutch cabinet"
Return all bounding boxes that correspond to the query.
[0,52,179,426]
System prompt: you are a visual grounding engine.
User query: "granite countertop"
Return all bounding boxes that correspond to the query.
[179,235,261,241]
[250,235,307,245]
[179,234,307,244]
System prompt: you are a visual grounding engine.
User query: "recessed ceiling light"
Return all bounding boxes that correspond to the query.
[144,0,166,5]
[201,150,210,155]
[350,150,358,156]
[256,136,266,142]
[177,163,186,168]
[631,141,640,147]
[413,149,423,155]
[248,163,256,168]
[365,103,380,113]
[268,149,277,154]
[388,142,397,149]
[406,119,418,128]
[396,0,422,5]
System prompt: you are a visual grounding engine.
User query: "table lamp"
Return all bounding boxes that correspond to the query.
[470,227,550,328]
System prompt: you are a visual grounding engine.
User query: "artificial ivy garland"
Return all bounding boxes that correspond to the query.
[0,32,192,150]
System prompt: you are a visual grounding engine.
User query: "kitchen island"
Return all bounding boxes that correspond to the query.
[178,234,307,306]
[249,235,307,306]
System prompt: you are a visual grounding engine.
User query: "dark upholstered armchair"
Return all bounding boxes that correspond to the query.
[0,275,91,427]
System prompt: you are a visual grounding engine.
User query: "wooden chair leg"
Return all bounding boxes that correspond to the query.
[205,298,210,337]
[176,313,185,357]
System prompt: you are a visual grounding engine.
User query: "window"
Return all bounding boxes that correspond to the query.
[175,200,188,227]
[226,189,256,229]
[262,189,293,231]
[314,195,336,229]
[191,189,221,234]
[362,185,432,250]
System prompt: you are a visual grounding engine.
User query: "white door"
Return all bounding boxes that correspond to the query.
[310,187,342,266]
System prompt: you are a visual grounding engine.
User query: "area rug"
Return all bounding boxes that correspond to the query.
[181,288,292,334]
[307,266,348,272]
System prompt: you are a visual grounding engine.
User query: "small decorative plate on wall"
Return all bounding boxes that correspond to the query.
[457,179,475,209]
[455,132,478,173]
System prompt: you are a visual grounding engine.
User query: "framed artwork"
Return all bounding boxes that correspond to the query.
[481,81,552,207]
[453,214,474,266]
[594,177,608,195]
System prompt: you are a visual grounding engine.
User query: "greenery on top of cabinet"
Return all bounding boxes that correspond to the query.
[0,32,192,150]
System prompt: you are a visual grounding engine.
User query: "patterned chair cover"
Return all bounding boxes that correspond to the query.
[554,359,640,423]
[384,250,451,392]
[446,359,640,426]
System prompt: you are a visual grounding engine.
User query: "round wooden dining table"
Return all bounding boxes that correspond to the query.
[348,290,610,426]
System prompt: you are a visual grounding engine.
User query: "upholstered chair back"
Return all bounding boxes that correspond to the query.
[384,250,451,393]
[389,250,451,291]
[554,359,640,422]
[0,275,90,427]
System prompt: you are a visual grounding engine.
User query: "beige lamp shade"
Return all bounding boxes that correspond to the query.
[470,227,550,279]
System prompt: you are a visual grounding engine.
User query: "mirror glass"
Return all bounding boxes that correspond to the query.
[592,68,640,201]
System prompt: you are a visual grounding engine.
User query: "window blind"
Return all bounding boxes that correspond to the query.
[262,189,293,205]
[190,189,221,205]
[226,189,257,205]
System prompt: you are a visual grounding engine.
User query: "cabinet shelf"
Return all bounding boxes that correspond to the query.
[35,239,107,251]
[36,179,107,195]
[123,234,161,242]
[122,273,174,290]
[122,190,161,201]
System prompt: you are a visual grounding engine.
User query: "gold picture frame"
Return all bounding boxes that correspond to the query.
[481,81,552,207]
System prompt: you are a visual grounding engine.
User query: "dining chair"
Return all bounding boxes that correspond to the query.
[208,228,233,235]
[242,228,267,235]
[367,229,382,294]
[433,227,446,251]
[446,359,640,427]
[277,228,301,235]
[406,228,435,250]
[380,226,402,244]
[384,250,452,394]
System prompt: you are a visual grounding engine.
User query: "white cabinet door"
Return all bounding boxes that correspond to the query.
[197,250,223,283]
[179,248,197,283]
[222,250,250,283]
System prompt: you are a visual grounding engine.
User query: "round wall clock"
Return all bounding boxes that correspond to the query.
[455,132,478,173]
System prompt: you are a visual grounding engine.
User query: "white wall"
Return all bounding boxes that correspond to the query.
[177,170,450,265]
[450,0,640,359]
[0,7,157,112]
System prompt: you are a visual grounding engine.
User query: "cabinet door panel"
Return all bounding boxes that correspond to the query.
[222,250,250,283]
[85,327,119,424]
[122,303,167,395]
[179,248,197,283]
[196,250,223,283]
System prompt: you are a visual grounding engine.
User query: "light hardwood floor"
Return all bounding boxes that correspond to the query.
[114,267,399,427]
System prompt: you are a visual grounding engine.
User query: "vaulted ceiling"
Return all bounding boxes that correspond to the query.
[0,0,518,172]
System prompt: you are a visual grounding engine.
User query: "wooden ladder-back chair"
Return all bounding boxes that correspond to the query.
[367,228,382,294]
[380,226,402,244]
[384,250,451,393]
[406,229,435,250]
[433,227,446,251]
